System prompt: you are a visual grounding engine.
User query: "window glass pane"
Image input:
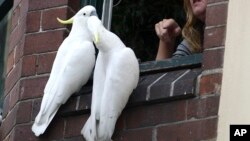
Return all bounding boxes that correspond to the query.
[80,0,104,18]
[111,0,185,61]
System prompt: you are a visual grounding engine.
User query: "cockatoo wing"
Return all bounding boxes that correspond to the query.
[82,52,107,141]
[32,38,70,128]
[37,38,71,121]
[32,40,95,136]
[38,37,73,122]
[97,48,139,140]
[44,37,70,94]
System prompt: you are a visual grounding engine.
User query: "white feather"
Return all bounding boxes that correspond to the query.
[32,5,97,136]
[82,16,139,141]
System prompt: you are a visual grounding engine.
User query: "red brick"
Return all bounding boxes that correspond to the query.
[9,82,20,110]
[206,3,228,27]
[29,0,68,11]
[115,114,126,131]
[4,60,22,95]
[11,0,28,31]
[9,17,26,53]
[21,55,37,77]
[171,69,201,96]
[157,118,218,141]
[12,124,41,141]
[8,130,15,141]
[13,0,22,10]
[59,96,77,115]
[24,29,68,55]
[9,0,28,59]
[78,93,92,111]
[19,0,29,22]
[64,115,89,138]
[125,101,186,129]
[20,76,48,100]
[187,96,220,119]
[31,98,42,121]
[11,3,20,32]
[6,51,15,75]
[26,11,41,33]
[14,36,25,64]
[11,0,29,31]
[40,117,65,140]
[68,0,81,12]
[63,136,84,141]
[1,106,17,138]
[42,7,74,30]
[204,26,226,49]
[16,101,32,124]
[2,94,10,118]
[114,128,153,141]
[199,73,222,95]
[202,48,224,69]
[2,133,10,141]
[37,52,56,74]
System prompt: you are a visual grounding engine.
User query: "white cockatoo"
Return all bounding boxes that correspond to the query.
[32,5,97,136]
[82,16,139,141]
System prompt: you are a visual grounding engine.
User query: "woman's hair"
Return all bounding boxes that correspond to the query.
[182,0,204,53]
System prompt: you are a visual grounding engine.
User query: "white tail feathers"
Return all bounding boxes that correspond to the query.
[32,121,48,136]
[82,115,97,141]
[32,103,60,136]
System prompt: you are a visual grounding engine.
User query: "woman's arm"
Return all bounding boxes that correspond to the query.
[156,40,175,60]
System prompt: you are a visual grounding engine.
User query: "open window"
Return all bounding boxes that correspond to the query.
[82,0,187,61]
[80,0,203,70]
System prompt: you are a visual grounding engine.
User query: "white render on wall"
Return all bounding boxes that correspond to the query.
[217,0,250,140]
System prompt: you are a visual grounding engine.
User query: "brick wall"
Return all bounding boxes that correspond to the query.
[1,0,80,140]
[0,0,228,141]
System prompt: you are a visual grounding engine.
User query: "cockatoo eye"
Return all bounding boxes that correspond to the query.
[83,13,86,16]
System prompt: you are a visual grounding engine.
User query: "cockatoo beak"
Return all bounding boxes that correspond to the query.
[87,16,100,44]
[94,32,99,44]
[57,17,74,24]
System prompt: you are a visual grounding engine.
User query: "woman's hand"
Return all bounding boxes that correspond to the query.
[155,19,181,44]
[155,19,181,60]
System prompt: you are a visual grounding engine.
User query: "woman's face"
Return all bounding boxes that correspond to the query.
[190,0,207,22]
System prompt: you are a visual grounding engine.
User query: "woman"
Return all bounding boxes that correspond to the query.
[155,0,207,60]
